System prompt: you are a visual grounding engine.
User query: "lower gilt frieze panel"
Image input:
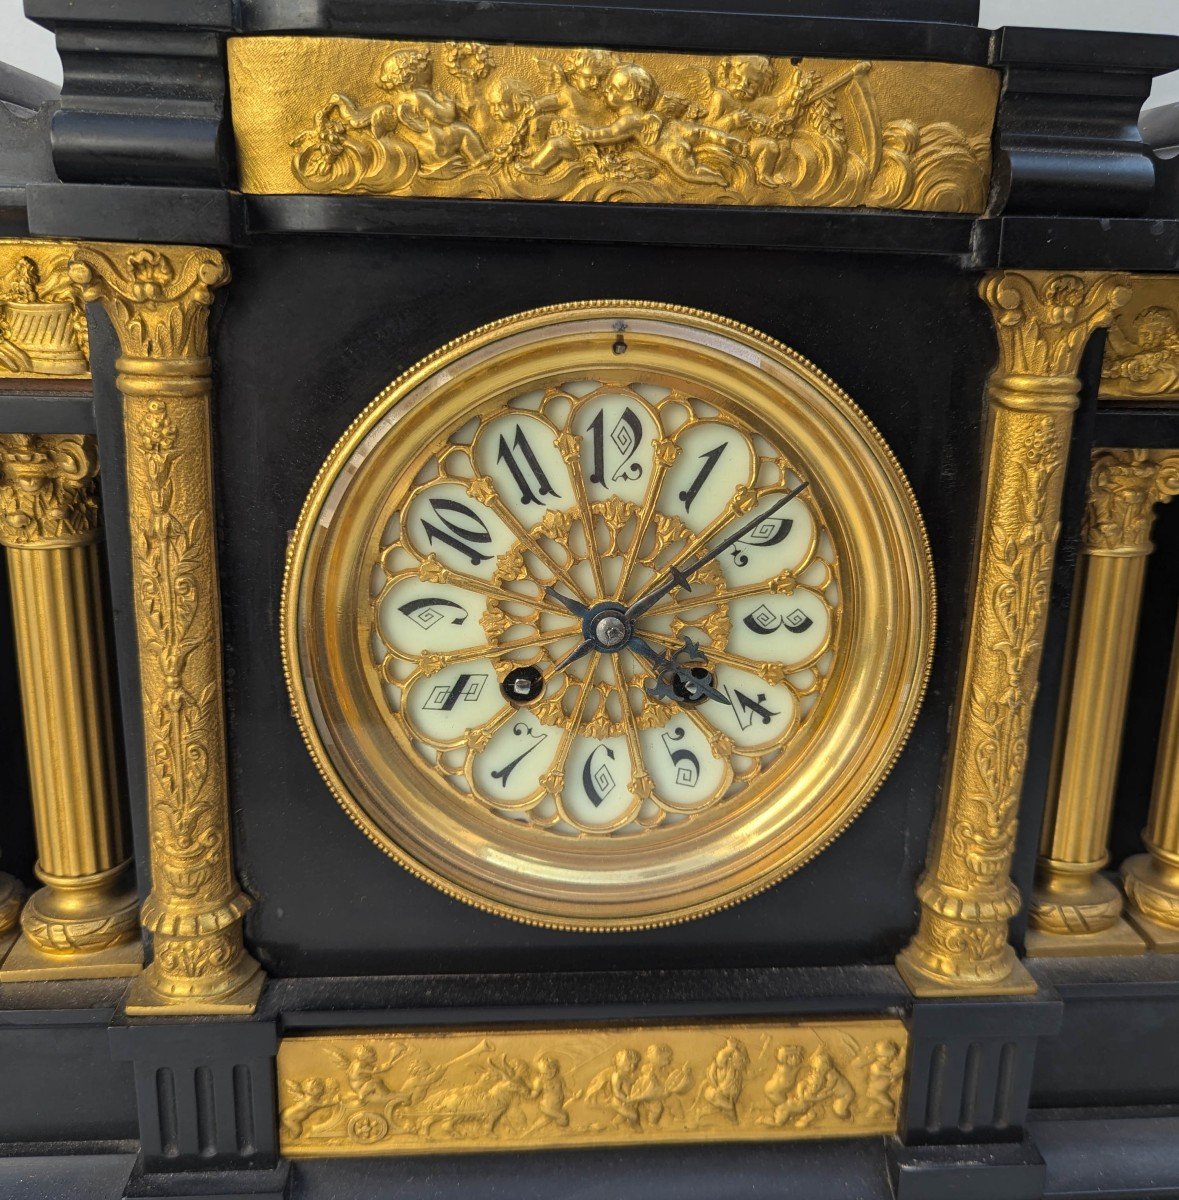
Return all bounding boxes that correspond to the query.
[277,1018,907,1156]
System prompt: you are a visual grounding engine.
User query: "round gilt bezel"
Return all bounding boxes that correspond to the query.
[281,301,935,931]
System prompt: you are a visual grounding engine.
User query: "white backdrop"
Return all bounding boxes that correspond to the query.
[1,0,1177,107]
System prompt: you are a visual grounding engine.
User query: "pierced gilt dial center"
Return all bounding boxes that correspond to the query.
[365,363,844,842]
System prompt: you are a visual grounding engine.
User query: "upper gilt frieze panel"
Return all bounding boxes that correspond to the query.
[227,37,999,212]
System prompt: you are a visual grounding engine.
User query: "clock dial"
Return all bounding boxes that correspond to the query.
[376,383,829,836]
[285,304,934,928]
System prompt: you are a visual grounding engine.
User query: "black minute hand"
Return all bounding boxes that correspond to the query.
[624,480,810,623]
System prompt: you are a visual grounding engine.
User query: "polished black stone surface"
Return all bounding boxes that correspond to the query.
[3,4,1179,1197]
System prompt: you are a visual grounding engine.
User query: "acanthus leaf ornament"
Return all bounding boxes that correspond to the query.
[897,271,1130,996]
[1083,449,1179,555]
[70,243,263,1013]
[0,433,99,549]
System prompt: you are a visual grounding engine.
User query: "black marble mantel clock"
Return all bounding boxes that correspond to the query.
[2,1,1179,1197]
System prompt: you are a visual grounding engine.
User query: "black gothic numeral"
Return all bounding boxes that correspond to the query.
[678,443,726,511]
[496,425,560,506]
[420,497,494,566]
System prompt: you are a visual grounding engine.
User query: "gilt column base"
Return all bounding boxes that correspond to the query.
[1027,870,1146,957]
[896,950,1037,997]
[1123,853,1179,952]
[1025,921,1146,958]
[0,932,142,981]
[125,963,265,1017]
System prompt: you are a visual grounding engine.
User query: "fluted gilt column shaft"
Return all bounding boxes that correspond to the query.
[0,433,141,980]
[71,244,263,1013]
[896,271,1131,996]
[1028,449,1179,955]
[1123,599,1179,950]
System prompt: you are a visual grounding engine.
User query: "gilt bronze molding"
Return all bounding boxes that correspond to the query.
[0,241,89,380]
[278,1017,907,1157]
[1029,449,1179,957]
[228,37,998,213]
[0,433,141,981]
[897,271,1131,996]
[69,244,264,1013]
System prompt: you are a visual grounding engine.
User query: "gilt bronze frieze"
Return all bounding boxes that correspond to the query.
[228,37,998,212]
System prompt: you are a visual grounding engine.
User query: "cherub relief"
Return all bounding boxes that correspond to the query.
[287,40,990,210]
[633,1043,694,1126]
[369,48,489,177]
[534,48,617,124]
[527,1054,571,1131]
[332,1041,408,1104]
[520,62,661,177]
[651,93,745,185]
[849,1039,904,1121]
[281,1076,342,1140]
[284,1027,904,1153]
[699,1037,750,1123]
[1103,306,1179,395]
[587,1047,644,1129]
[763,1046,855,1128]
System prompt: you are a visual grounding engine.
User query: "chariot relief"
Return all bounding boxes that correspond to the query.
[277,1020,908,1155]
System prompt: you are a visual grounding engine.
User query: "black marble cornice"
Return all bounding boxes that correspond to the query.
[234,2,991,62]
[24,0,235,189]
[987,26,1179,220]
[14,6,1179,253]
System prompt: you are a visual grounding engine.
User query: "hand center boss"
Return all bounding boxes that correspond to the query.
[517,480,810,707]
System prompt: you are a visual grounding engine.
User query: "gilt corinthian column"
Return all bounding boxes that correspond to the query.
[1028,449,1179,955]
[897,271,1130,995]
[70,244,263,1013]
[0,433,141,980]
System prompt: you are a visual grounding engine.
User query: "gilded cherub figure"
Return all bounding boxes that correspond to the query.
[486,76,560,167]
[764,1046,855,1128]
[632,1042,694,1127]
[1104,306,1179,393]
[699,1037,749,1123]
[849,1039,904,1121]
[705,54,778,129]
[702,55,869,190]
[323,48,489,180]
[525,1053,570,1131]
[281,1076,342,1140]
[331,1041,409,1104]
[652,92,745,185]
[533,47,618,124]
[519,61,661,177]
[701,55,798,186]
[587,1047,644,1129]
